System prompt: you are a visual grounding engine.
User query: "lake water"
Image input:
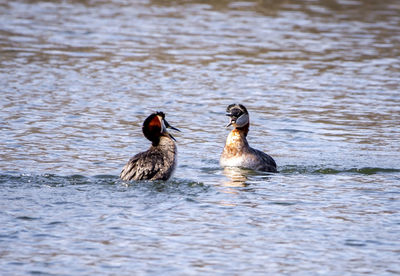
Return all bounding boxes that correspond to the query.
[1,0,400,275]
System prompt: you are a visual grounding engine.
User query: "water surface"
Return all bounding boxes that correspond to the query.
[1,0,399,275]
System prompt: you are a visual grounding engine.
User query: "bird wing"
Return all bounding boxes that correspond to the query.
[120,150,161,181]
[252,148,277,172]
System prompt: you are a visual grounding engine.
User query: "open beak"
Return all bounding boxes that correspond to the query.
[164,120,180,132]
[164,119,180,141]
[225,113,235,128]
[167,125,180,132]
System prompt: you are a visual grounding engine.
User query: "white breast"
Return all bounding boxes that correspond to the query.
[220,154,247,168]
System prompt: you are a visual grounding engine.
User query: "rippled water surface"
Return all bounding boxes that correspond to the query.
[1,0,400,275]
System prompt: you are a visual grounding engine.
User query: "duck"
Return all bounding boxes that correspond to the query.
[120,111,180,181]
[220,103,277,173]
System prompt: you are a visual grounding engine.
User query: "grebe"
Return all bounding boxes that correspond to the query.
[220,104,277,173]
[120,111,180,181]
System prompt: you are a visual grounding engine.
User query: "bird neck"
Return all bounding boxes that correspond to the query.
[152,135,176,152]
[225,124,249,153]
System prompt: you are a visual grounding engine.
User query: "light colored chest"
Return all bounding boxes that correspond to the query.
[221,130,250,166]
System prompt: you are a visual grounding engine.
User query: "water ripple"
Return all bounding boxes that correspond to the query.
[1,0,400,274]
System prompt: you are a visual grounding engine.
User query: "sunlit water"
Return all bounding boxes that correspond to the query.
[1,0,400,275]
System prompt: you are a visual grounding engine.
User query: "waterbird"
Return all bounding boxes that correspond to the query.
[120,111,179,181]
[220,103,277,172]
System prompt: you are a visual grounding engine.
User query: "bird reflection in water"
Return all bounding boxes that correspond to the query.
[221,167,251,188]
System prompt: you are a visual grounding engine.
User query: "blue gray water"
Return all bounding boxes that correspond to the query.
[1,0,400,275]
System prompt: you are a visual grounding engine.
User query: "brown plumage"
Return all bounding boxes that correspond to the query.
[120,112,179,181]
[220,104,277,173]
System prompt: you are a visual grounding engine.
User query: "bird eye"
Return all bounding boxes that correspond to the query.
[231,108,242,117]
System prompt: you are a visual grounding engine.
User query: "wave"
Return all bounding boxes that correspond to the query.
[0,173,118,187]
[0,173,206,193]
[279,165,400,175]
[1,165,399,188]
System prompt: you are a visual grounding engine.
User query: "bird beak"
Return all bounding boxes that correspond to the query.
[168,133,177,141]
[164,119,180,141]
[225,113,235,128]
[164,120,180,132]
[168,125,180,132]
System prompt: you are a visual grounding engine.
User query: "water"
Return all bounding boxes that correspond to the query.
[1,0,400,274]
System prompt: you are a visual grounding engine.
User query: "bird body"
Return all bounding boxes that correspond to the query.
[120,112,179,181]
[220,104,277,173]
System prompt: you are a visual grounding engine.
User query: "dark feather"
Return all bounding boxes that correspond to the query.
[251,148,277,172]
[120,145,175,181]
